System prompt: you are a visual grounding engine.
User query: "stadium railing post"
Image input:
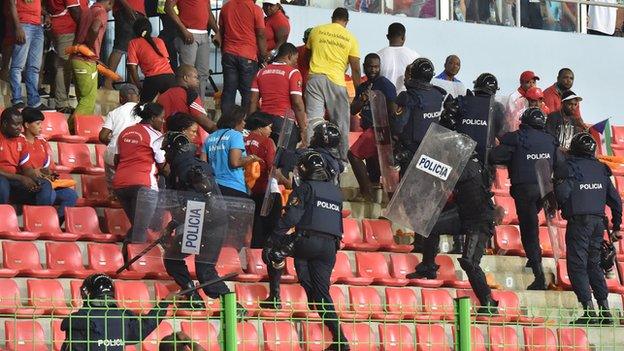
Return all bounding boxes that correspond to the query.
[221,292,238,351]
[454,296,472,351]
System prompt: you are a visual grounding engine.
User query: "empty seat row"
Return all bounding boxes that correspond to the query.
[41,112,103,144]
[342,218,412,253]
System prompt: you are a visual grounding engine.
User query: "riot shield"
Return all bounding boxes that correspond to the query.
[260,113,295,216]
[384,123,476,238]
[556,122,576,150]
[370,90,400,194]
[535,158,562,263]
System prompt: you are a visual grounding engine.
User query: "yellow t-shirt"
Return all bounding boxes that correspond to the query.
[306,23,360,87]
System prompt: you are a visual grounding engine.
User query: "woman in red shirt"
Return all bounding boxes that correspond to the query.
[262,0,290,54]
[127,18,176,103]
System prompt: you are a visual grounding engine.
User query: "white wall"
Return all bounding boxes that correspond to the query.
[284,5,624,125]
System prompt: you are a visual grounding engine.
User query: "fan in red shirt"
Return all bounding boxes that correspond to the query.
[543,68,581,118]
[296,28,312,93]
[525,87,550,116]
[127,18,176,103]
[249,43,307,149]
[262,0,290,53]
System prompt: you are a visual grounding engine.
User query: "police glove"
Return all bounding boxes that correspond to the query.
[610,230,622,242]
[541,191,557,218]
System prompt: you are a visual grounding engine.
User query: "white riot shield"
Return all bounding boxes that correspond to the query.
[535,158,562,263]
[384,123,476,237]
[370,90,400,194]
[556,123,576,150]
[260,114,295,216]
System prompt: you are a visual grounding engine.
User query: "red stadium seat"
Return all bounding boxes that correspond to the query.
[27,279,74,315]
[65,207,117,242]
[389,253,444,288]
[557,328,590,351]
[86,243,144,279]
[244,249,270,281]
[216,247,263,282]
[103,208,130,238]
[56,142,104,174]
[40,111,87,143]
[301,322,333,351]
[69,280,83,308]
[45,242,94,278]
[2,241,62,278]
[378,324,414,351]
[4,320,47,351]
[23,205,79,241]
[235,284,268,317]
[125,244,169,279]
[494,225,525,256]
[0,205,38,240]
[436,255,470,289]
[421,289,455,321]
[329,286,368,320]
[94,144,106,168]
[331,251,373,285]
[79,175,113,207]
[0,279,42,315]
[493,167,511,195]
[362,219,412,253]
[154,282,219,317]
[556,260,572,290]
[114,280,153,315]
[355,252,409,286]
[342,323,378,351]
[538,227,555,257]
[262,321,301,351]
[51,319,64,351]
[273,284,316,319]
[180,321,220,351]
[342,218,380,251]
[415,324,450,351]
[452,326,486,351]
[494,196,519,225]
[141,321,174,351]
[74,115,103,143]
[522,327,557,351]
[237,322,260,351]
[384,287,420,320]
[457,289,543,325]
[348,286,400,321]
[489,326,520,351]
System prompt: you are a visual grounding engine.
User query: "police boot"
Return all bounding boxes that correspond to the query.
[180,292,206,310]
[406,263,439,280]
[476,295,499,316]
[448,235,464,254]
[323,342,350,351]
[597,299,614,325]
[571,301,599,325]
[526,264,546,290]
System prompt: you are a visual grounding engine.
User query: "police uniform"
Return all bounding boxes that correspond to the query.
[279,147,344,184]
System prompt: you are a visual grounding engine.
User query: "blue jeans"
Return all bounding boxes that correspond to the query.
[10,23,44,107]
[221,52,258,117]
[0,175,54,205]
[53,187,78,223]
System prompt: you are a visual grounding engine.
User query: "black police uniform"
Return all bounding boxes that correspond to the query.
[273,180,348,347]
[279,147,344,184]
[555,155,623,306]
[456,92,506,163]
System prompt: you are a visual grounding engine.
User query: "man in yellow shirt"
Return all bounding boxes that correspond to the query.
[305,7,361,162]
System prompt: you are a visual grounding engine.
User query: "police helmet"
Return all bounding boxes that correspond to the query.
[438,97,460,131]
[80,273,114,300]
[296,151,329,181]
[162,131,194,161]
[409,58,435,83]
[520,108,546,129]
[473,73,499,96]
[310,122,340,149]
[569,132,597,157]
[601,240,616,274]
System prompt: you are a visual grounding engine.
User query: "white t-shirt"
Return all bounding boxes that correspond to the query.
[588,0,617,35]
[102,102,141,166]
[431,78,466,98]
[505,90,527,132]
[377,46,420,93]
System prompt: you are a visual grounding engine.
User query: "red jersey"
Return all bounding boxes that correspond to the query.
[127,37,174,77]
[113,124,165,190]
[219,0,265,61]
[296,45,310,91]
[16,0,42,25]
[113,0,145,14]
[543,84,581,118]
[0,134,31,174]
[47,0,86,36]
[177,0,211,31]
[251,62,302,117]
[244,132,275,195]
[73,3,108,60]
[157,86,207,147]
[24,137,53,170]
[264,11,290,52]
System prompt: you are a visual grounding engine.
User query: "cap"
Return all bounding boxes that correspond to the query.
[561,90,583,102]
[245,112,274,130]
[525,87,544,101]
[119,84,139,98]
[263,0,280,4]
[520,71,540,83]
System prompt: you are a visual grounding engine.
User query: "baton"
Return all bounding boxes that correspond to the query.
[116,219,179,275]
[177,272,239,296]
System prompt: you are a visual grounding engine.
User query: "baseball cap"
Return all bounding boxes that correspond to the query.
[119,84,139,99]
[561,90,583,102]
[263,0,280,4]
[520,71,540,83]
[525,87,544,101]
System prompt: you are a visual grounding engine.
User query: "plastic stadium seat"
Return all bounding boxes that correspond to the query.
[180,321,220,351]
[154,282,219,317]
[114,281,153,315]
[86,243,145,279]
[74,115,103,143]
[421,289,455,321]
[522,327,557,351]
[216,247,263,282]
[2,241,62,278]
[65,206,117,242]
[494,196,519,225]
[415,324,449,351]
[355,252,409,286]
[4,320,47,351]
[384,287,420,320]
[51,319,64,351]
[273,284,316,319]
[263,321,301,351]
[237,322,260,351]
[79,175,113,207]
[56,142,104,174]
[538,227,556,257]
[26,279,74,315]
[362,219,412,253]
[329,286,368,320]
[94,144,106,168]
[342,218,380,251]
[493,167,511,195]
[140,321,174,351]
[0,279,42,315]
[435,255,470,288]
[488,290,543,324]
[348,286,400,321]
[23,205,80,241]
[378,324,414,351]
[494,225,525,256]
[331,251,373,285]
[0,205,38,240]
[245,249,297,284]
[235,283,269,317]
[451,326,486,351]
[40,111,87,143]
[125,244,170,279]
[342,323,378,351]
[557,328,590,351]
[389,253,444,288]
[45,242,94,278]
[301,322,333,351]
[489,326,520,351]
[556,260,572,290]
[103,208,131,238]
[69,280,83,308]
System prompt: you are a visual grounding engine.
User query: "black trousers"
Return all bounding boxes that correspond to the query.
[141,73,176,103]
[417,206,461,268]
[294,232,347,345]
[458,221,493,305]
[114,186,157,260]
[164,258,230,299]
[252,192,284,296]
[566,215,609,303]
[511,183,543,266]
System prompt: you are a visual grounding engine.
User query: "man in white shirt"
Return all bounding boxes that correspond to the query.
[431,55,466,98]
[377,22,419,93]
[588,0,618,36]
[98,84,142,190]
[505,70,539,132]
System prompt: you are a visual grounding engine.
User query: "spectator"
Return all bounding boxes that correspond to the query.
[521,0,543,29]
[46,0,85,113]
[103,0,146,90]
[21,107,78,223]
[0,2,10,81]
[505,70,539,131]
[201,106,260,198]
[156,1,179,70]
[166,112,200,144]
[546,91,586,149]
[348,53,396,201]
[99,84,141,190]
[165,0,219,100]
[431,54,466,98]
[296,28,312,92]
[525,86,550,115]
[113,103,166,260]
[305,7,361,161]
[543,1,576,32]
[263,0,290,54]
[249,43,306,149]
[0,108,54,206]
[543,68,580,117]
[8,0,50,109]
[588,0,617,36]
[127,18,176,103]
[219,0,267,117]
[377,22,419,93]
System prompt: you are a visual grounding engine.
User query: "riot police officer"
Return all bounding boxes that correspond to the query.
[267,151,349,350]
[490,108,562,290]
[554,133,622,325]
[61,274,175,351]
